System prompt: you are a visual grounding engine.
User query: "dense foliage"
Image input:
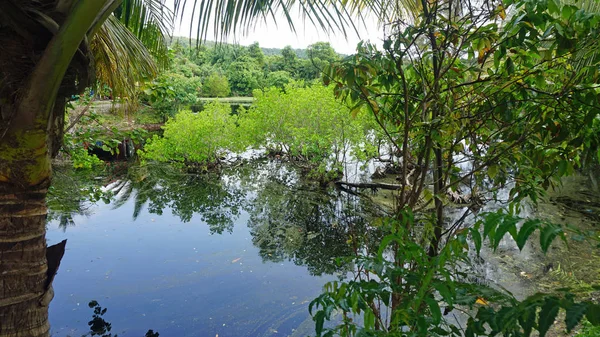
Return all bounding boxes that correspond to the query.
[142,102,242,167]
[140,83,379,180]
[240,84,378,178]
[136,40,342,121]
[307,0,600,335]
[62,92,149,169]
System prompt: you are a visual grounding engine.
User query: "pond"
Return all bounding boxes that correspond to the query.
[45,160,600,337]
[46,160,384,337]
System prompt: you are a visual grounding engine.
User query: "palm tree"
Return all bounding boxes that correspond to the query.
[0,0,363,336]
[0,1,177,333]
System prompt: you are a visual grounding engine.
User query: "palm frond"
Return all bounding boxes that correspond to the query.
[114,0,173,68]
[91,15,159,98]
[566,0,600,73]
[374,0,421,24]
[174,0,370,45]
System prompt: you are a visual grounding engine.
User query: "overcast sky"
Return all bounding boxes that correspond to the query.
[171,4,384,54]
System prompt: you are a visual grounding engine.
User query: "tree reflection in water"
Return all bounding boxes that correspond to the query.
[234,161,385,276]
[110,163,245,234]
[48,160,384,275]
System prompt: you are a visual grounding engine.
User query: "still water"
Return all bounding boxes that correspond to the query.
[45,160,600,336]
[46,161,380,337]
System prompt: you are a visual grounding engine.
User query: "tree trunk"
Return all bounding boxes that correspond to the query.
[0,1,115,335]
[0,185,51,337]
[0,113,54,337]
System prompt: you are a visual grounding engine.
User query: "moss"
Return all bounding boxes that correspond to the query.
[0,128,51,187]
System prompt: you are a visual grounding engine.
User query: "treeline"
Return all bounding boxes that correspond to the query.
[169,36,314,58]
[137,39,341,121]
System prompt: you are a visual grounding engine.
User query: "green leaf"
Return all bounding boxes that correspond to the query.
[364,309,375,330]
[506,57,515,74]
[483,212,503,240]
[539,224,563,253]
[493,216,519,250]
[586,303,600,325]
[488,165,498,180]
[565,303,588,332]
[426,297,442,324]
[516,219,541,251]
[538,297,560,337]
[471,227,482,255]
[314,310,326,336]
[547,0,559,15]
[519,306,536,336]
[434,282,453,306]
[431,327,450,336]
[561,5,573,21]
[557,160,568,176]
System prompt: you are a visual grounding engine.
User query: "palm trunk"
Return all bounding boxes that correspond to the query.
[0,184,51,337]
[0,120,54,337]
[0,1,123,335]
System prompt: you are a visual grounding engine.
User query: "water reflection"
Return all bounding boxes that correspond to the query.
[244,173,382,276]
[47,160,382,336]
[48,167,113,229]
[112,164,245,234]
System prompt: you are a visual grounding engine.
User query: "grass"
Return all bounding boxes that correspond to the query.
[575,320,600,336]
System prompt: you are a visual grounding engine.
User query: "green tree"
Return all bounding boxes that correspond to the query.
[202,73,231,97]
[280,45,300,74]
[226,55,263,95]
[312,0,600,335]
[142,102,244,167]
[263,70,293,90]
[248,42,266,67]
[298,42,339,80]
[307,41,338,63]
[239,84,376,180]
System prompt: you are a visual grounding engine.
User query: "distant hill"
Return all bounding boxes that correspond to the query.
[169,36,343,59]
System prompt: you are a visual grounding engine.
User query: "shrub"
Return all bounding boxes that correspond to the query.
[239,84,377,177]
[202,73,230,97]
[141,103,243,167]
[141,72,202,121]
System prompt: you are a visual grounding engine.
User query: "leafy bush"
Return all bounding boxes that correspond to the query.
[141,103,243,167]
[202,73,230,97]
[69,145,104,169]
[239,84,377,178]
[310,210,600,337]
[263,71,292,90]
[576,320,600,337]
[141,72,202,121]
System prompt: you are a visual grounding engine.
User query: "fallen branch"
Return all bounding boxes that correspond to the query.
[335,181,403,190]
[336,183,365,196]
[65,105,90,133]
